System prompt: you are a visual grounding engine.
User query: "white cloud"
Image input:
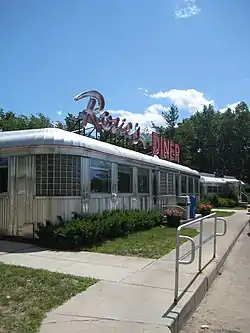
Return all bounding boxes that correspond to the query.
[149,88,214,113]
[138,87,149,95]
[57,111,63,116]
[219,101,240,113]
[106,104,168,132]
[175,0,201,19]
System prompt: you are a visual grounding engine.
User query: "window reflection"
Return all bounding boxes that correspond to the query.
[181,175,187,194]
[138,168,149,193]
[118,165,133,193]
[90,159,111,193]
[168,173,174,195]
[188,176,194,193]
[194,178,199,193]
[160,171,167,195]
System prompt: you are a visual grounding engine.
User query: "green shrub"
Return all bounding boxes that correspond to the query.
[200,192,238,208]
[36,210,163,250]
[227,199,237,207]
[210,194,219,207]
[217,197,237,208]
[227,190,239,203]
[218,197,229,207]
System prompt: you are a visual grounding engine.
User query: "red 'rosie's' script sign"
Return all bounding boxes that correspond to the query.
[74,90,146,148]
[152,132,180,163]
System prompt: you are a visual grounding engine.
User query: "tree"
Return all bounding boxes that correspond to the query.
[0,108,53,131]
[152,104,179,139]
[190,104,221,172]
[2,100,250,184]
[64,113,79,131]
[174,117,197,167]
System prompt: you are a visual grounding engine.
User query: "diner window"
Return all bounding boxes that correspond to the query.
[218,186,222,193]
[208,186,213,192]
[176,175,180,196]
[160,171,167,195]
[90,159,111,193]
[36,154,81,196]
[168,172,174,195]
[194,178,199,193]
[221,186,226,193]
[181,175,187,194]
[200,183,204,195]
[188,176,194,193]
[118,165,133,193]
[0,157,8,194]
[213,186,218,193]
[138,168,149,193]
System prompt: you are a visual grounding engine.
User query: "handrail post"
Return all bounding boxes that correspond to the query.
[213,215,217,258]
[198,217,203,273]
[174,228,181,304]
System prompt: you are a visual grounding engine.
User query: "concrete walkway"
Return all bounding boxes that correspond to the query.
[0,241,154,282]
[212,208,246,212]
[0,211,249,333]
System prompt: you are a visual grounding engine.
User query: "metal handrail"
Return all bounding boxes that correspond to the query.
[216,217,227,236]
[174,213,227,304]
[178,236,195,264]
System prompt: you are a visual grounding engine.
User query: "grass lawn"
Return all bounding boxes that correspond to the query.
[213,210,235,217]
[0,263,97,333]
[89,226,198,259]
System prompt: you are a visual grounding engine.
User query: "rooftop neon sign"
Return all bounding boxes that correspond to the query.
[74,90,146,147]
[152,132,180,163]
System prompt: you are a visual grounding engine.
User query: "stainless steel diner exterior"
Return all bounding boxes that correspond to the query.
[0,128,200,237]
[200,172,246,202]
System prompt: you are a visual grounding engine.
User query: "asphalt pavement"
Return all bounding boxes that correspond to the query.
[180,225,250,333]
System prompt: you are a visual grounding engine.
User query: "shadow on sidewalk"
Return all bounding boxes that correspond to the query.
[0,237,50,254]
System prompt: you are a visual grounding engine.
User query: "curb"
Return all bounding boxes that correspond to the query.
[166,217,249,333]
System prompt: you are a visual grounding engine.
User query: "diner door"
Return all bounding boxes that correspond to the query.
[152,170,159,209]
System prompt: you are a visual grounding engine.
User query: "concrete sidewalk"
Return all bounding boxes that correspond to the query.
[212,208,246,212]
[0,241,154,282]
[0,211,249,333]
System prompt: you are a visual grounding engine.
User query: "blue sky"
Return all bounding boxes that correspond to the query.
[1,0,250,130]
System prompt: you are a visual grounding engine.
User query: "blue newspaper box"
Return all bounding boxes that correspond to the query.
[189,195,196,219]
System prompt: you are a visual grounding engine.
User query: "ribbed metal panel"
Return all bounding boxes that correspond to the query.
[0,197,10,235]
[33,197,82,223]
